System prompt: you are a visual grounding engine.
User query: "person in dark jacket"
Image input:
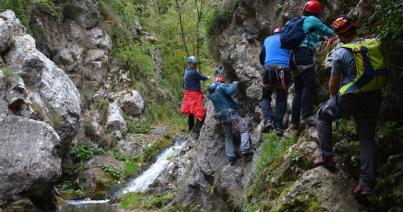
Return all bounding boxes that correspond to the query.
[289,0,334,135]
[259,27,291,135]
[207,74,253,165]
[181,56,208,134]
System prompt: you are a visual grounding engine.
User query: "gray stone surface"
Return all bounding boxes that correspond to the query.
[0,116,61,208]
[118,90,145,117]
[106,101,126,131]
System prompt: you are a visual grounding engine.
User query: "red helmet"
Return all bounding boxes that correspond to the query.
[303,0,322,15]
[215,76,225,83]
[332,16,357,34]
[273,27,281,34]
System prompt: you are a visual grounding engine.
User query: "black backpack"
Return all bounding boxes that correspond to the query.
[280,16,306,49]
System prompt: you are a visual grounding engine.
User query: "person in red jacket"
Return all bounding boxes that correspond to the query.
[181,56,208,135]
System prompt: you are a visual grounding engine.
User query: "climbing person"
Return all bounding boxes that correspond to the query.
[206,72,253,165]
[314,16,386,196]
[180,56,208,135]
[281,0,334,135]
[259,27,291,135]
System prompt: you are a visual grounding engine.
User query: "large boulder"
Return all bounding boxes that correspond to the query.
[118,90,145,117]
[0,116,61,209]
[3,31,80,148]
[106,101,127,131]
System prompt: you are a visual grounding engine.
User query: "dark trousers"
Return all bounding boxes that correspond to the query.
[188,114,204,132]
[289,47,316,126]
[316,91,382,187]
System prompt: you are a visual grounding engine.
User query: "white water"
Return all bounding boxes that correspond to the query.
[63,199,110,205]
[117,137,187,196]
[61,136,187,209]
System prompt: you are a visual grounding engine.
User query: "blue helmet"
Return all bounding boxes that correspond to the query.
[187,56,198,64]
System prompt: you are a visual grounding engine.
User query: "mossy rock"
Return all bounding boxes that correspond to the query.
[271,194,325,212]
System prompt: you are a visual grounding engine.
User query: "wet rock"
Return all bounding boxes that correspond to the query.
[106,101,126,131]
[118,90,145,117]
[5,198,41,212]
[0,116,61,209]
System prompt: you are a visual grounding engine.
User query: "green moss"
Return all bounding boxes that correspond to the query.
[141,136,173,163]
[271,194,325,212]
[48,107,63,129]
[94,99,109,111]
[120,191,174,210]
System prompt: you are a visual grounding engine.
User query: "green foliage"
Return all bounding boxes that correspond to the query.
[254,133,297,176]
[113,42,155,78]
[0,0,60,27]
[83,121,96,138]
[120,191,174,210]
[72,145,104,164]
[124,113,151,134]
[270,194,325,212]
[101,165,123,181]
[94,99,109,111]
[2,67,16,79]
[57,180,85,199]
[369,0,403,47]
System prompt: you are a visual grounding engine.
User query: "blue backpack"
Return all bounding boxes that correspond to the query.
[280,16,306,49]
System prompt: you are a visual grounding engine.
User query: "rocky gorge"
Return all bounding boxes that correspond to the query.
[0,0,402,211]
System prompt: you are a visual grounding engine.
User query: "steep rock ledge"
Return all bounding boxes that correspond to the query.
[0,10,80,209]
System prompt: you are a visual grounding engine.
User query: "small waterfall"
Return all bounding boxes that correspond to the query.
[59,136,187,211]
[116,136,187,196]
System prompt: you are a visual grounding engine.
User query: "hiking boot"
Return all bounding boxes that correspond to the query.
[228,156,238,166]
[241,151,254,157]
[314,154,336,171]
[262,121,273,133]
[274,128,284,137]
[353,183,372,196]
[302,116,317,126]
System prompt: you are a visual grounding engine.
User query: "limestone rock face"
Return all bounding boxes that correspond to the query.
[106,101,127,131]
[64,0,100,29]
[0,10,81,209]
[118,90,145,117]
[273,167,365,212]
[0,116,61,209]
[4,34,81,146]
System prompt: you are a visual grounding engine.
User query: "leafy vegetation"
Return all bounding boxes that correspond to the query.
[101,165,123,181]
[94,99,109,111]
[72,145,105,164]
[123,113,151,134]
[120,191,175,210]
[368,0,403,47]
[57,180,85,199]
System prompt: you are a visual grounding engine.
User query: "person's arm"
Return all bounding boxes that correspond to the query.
[329,50,343,96]
[329,72,341,96]
[309,16,334,37]
[259,46,266,66]
[197,71,209,81]
[223,81,238,95]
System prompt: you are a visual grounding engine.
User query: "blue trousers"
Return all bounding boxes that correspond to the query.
[260,88,287,130]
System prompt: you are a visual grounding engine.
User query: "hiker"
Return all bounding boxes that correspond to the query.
[259,27,291,135]
[284,0,334,134]
[180,56,208,134]
[315,16,386,196]
[206,73,253,165]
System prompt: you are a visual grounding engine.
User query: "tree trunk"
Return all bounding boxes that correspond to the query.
[175,0,190,57]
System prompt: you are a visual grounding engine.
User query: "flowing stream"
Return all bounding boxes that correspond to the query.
[58,136,187,212]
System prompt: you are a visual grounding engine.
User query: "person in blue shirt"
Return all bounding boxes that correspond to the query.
[207,74,253,165]
[259,27,291,135]
[289,0,334,135]
[181,56,209,135]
